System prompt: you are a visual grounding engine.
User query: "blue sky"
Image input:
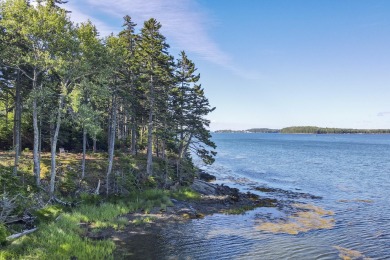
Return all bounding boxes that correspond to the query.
[66,0,390,130]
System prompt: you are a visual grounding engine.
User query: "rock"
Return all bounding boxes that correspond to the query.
[198,170,216,182]
[191,180,219,195]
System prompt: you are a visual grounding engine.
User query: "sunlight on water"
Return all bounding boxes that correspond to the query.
[118,134,390,259]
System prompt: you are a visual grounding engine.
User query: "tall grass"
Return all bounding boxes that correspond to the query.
[0,188,199,259]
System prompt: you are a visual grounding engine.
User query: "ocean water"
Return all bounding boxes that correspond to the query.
[123,133,390,259]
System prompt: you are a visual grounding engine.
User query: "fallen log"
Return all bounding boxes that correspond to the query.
[6,228,38,241]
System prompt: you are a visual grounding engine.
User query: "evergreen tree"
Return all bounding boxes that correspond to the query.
[173,51,216,180]
[138,18,172,176]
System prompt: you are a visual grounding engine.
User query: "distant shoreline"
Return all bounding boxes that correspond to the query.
[214,126,390,134]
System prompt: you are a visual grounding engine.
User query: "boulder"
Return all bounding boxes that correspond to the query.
[198,170,216,182]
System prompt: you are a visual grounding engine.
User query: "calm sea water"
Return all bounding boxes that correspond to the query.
[122,133,390,259]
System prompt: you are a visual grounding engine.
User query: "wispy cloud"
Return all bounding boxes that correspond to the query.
[377,111,390,117]
[84,0,230,65]
[66,2,117,37]
[65,0,256,79]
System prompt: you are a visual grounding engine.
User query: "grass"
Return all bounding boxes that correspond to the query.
[1,212,116,260]
[0,188,189,259]
[0,151,202,259]
[132,216,157,225]
[170,187,201,201]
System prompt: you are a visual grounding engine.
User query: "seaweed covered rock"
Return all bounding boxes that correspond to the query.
[198,170,216,182]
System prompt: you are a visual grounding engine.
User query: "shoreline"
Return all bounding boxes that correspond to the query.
[85,174,278,257]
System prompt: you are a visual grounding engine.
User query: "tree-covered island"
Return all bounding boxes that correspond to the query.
[215,126,390,134]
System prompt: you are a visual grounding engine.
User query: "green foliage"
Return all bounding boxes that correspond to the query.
[79,192,100,204]
[1,213,116,259]
[34,205,63,223]
[132,216,156,226]
[144,176,157,188]
[0,223,9,245]
[0,167,21,195]
[170,188,201,201]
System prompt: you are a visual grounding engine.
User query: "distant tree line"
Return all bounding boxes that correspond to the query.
[0,0,216,196]
[215,126,390,134]
[280,126,390,134]
[214,128,279,133]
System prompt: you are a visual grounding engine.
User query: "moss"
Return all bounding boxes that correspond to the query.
[224,205,257,215]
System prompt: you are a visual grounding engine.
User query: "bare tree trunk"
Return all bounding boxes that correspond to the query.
[106,95,117,195]
[81,126,87,179]
[32,70,40,187]
[146,76,154,176]
[49,92,65,197]
[13,72,22,175]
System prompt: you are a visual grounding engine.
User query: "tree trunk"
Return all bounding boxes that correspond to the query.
[49,92,65,197]
[93,136,97,153]
[176,131,184,178]
[32,70,40,187]
[131,117,137,155]
[146,75,154,176]
[13,72,22,175]
[81,126,87,179]
[106,95,117,195]
[178,133,193,182]
[155,136,160,158]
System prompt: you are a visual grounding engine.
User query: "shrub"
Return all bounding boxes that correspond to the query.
[34,205,63,223]
[0,223,9,245]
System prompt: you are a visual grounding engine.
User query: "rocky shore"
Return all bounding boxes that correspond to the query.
[86,172,277,256]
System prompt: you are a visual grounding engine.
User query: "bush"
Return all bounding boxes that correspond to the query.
[34,205,63,223]
[0,223,9,245]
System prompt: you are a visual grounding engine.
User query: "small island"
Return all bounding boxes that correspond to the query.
[215,126,390,134]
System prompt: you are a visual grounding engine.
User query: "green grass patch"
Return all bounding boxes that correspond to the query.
[170,187,201,201]
[1,212,115,260]
[34,205,63,223]
[131,216,157,226]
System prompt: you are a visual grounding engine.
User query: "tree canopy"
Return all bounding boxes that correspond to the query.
[0,0,216,196]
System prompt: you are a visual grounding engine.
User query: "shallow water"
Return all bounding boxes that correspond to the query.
[119,133,390,259]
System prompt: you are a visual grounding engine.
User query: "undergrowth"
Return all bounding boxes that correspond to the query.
[0,188,200,260]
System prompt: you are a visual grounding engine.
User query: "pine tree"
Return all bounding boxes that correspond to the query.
[138,18,172,176]
[173,51,216,181]
[119,15,139,155]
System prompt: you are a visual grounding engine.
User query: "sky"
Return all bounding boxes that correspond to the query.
[65,0,390,130]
